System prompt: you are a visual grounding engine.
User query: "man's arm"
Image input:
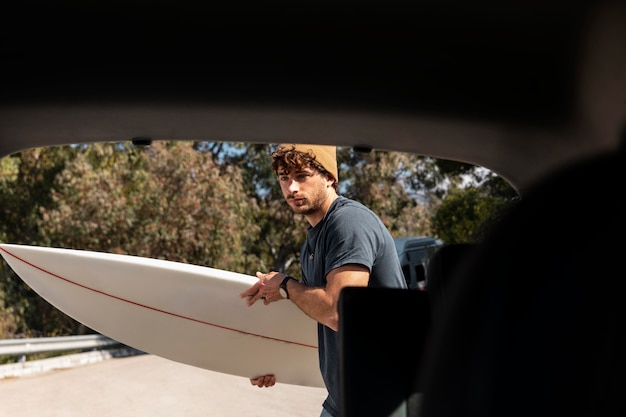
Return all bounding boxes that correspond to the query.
[241,264,369,332]
[287,264,369,332]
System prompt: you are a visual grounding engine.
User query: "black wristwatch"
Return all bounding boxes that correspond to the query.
[279,276,295,299]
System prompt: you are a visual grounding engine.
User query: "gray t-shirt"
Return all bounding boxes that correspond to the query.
[300,196,407,416]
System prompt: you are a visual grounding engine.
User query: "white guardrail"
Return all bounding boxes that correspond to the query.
[0,335,144,379]
[0,334,120,356]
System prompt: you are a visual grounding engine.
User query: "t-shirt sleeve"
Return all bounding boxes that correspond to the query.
[323,204,384,273]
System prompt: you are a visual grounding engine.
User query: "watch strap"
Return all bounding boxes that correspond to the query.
[280,276,294,299]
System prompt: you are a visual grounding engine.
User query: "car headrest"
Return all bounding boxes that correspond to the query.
[425,243,480,327]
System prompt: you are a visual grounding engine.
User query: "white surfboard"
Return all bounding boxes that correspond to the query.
[0,244,323,388]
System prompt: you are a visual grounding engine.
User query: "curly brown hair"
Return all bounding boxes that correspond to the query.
[271,145,338,190]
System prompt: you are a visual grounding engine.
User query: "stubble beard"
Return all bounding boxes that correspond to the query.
[291,200,322,216]
[289,190,325,217]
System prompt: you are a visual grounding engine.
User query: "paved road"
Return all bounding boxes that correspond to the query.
[0,354,327,417]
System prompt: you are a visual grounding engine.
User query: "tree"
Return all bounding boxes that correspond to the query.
[339,148,436,237]
[1,141,264,338]
[38,141,260,272]
[0,146,83,337]
[431,182,518,244]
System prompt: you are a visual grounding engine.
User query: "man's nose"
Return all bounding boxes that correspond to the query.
[287,179,299,192]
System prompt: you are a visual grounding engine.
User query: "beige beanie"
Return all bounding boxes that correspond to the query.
[278,144,338,182]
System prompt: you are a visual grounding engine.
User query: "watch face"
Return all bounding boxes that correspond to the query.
[279,288,288,299]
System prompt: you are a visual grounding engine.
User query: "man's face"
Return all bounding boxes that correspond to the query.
[277,166,329,216]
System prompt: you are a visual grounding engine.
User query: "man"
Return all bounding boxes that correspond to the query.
[240,144,407,417]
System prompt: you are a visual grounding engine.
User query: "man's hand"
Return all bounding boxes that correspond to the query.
[240,271,285,306]
[250,374,277,388]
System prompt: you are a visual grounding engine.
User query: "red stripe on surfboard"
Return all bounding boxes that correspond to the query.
[0,246,317,350]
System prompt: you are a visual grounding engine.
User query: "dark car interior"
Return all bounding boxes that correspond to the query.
[2,1,625,416]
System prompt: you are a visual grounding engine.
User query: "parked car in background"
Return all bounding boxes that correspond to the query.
[394,237,442,290]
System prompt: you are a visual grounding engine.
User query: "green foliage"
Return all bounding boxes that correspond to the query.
[339,148,437,237]
[0,146,75,244]
[0,146,83,337]
[431,184,518,244]
[38,142,260,271]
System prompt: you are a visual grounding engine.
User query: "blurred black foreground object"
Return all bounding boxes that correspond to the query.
[340,146,626,417]
[339,287,430,417]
